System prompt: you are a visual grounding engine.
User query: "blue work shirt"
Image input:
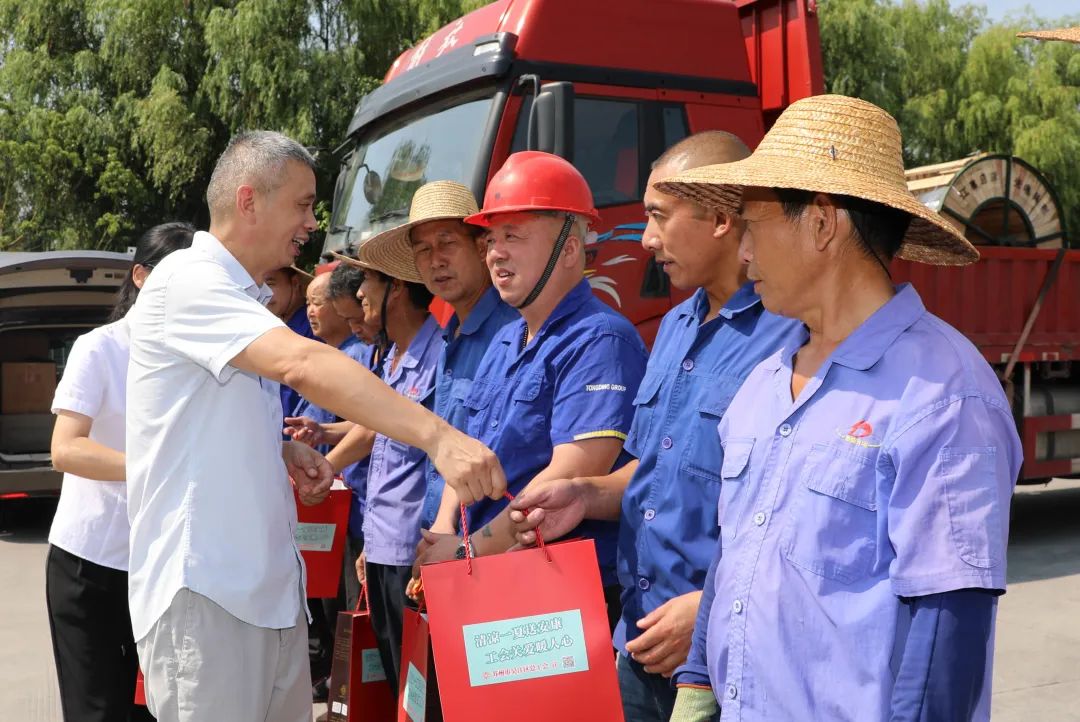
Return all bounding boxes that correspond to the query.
[280,306,314,422]
[462,279,648,584]
[614,284,797,653]
[363,315,444,567]
[703,284,1020,721]
[422,286,517,528]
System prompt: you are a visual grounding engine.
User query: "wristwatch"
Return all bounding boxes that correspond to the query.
[454,539,474,560]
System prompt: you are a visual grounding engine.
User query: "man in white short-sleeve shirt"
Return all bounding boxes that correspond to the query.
[126,131,508,722]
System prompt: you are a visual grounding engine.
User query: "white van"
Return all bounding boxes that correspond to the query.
[0,251,130,499]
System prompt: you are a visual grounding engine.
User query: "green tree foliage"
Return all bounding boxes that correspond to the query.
[820,0,1080,238]
[0,0,484,252]
[5,0,1080,249]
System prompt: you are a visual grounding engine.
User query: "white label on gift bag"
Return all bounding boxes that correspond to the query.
[295,522,335,551]
[402,662,427,722]
[361,648,387,683]
[461,609,589,687]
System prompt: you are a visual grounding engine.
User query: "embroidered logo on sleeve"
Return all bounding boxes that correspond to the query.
[836,420,882,448]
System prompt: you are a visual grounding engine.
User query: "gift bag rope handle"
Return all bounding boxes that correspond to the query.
[458,492,550,576]
[354,579,370,613]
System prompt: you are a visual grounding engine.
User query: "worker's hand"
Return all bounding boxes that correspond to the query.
[624,591,703,677]
[412,529,461,578]
[283,440,333,505]
[428,428,506,504]
[355,551,366,586]
[508,478,587,546]
[283,416,325,447]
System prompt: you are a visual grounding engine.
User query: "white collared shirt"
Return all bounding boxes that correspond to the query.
[125,231,300,641]
[49,318,131,571]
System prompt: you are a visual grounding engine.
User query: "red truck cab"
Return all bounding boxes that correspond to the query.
[324,0,822,342]
[325,0,1080,483]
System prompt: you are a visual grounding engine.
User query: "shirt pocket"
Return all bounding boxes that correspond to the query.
[718,437,755,544]
[941,447,1003,569]
[782,442,880,584]
[681,386,736,482]
[462,380,494,437]
[629,370,663,443]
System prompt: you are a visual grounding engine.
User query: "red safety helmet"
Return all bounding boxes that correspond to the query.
[465,151,601,228]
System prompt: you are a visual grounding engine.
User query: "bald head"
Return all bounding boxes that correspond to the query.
[651,130,751,174]
[307,271,331,301]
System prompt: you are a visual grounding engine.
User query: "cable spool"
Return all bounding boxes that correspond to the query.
[906,154,1067,248]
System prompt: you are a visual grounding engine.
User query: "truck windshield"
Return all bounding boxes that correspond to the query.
[325,94,494,254]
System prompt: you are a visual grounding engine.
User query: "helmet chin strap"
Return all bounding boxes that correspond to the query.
[516,213,575,310]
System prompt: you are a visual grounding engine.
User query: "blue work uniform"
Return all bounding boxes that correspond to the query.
[692,284,1021,721]
[421,286,517,528]
[615,284,797,654]
[462,279,648,584]
[280,306,315,422]
[363,315,444,567]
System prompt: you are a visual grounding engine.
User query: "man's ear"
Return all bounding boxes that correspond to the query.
[807,193,841,252]
[236,185,257,224]
[713,210,736,240]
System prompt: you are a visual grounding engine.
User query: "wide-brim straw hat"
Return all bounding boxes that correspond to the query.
[327,250,377,273]
[354,181,480,283]
[1017,27,1080,43]
[288,264,314,281]
[654,94,979,266]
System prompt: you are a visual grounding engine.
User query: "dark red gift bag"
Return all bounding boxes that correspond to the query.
[294,485,351,598]
[326,583,397,722]
[421,522,623,722]
[397,608,442,722]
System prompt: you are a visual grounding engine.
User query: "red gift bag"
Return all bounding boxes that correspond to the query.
[421,535,623,722]
[326,583,397,722]
[134,669,146,706]
[398,608,442,722]
[294,485,351,598]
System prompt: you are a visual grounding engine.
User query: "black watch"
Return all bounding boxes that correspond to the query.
[454,539,474,560]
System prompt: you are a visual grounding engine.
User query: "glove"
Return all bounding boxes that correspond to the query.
[670,685,720,722]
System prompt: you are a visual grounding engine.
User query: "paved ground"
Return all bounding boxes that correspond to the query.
[2,480,1080,720]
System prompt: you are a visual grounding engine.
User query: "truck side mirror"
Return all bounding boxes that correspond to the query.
[532,82,575,160]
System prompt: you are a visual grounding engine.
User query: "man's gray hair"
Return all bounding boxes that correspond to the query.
[206,131,316,217]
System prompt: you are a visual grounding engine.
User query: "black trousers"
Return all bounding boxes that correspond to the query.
[366,561,413,695]
[45,544,155,722]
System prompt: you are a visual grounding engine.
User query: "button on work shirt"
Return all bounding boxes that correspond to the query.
[422,286,517,528]
[363,315,444,567]
[614,284,797,653]
[704,284,1021,721]
[463,279,648,582]
[126,231,298,641]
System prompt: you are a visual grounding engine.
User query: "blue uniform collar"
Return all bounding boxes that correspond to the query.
[388,314,440,372]
[535,278,593,339]
[679,282,762,324]
[764,283,926,373]
[830,284,925,370]
[444,285,506,341]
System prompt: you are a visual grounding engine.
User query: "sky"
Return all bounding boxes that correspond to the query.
[960,0,1080,21]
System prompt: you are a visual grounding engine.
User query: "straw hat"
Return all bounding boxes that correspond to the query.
[654,94,979,266]
[1018,27,1080,43]
[327,250,377,273]
[354,181,480,283]
[288,264,314,281]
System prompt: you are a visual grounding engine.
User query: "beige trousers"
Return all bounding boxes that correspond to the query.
[136,588,311,722]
